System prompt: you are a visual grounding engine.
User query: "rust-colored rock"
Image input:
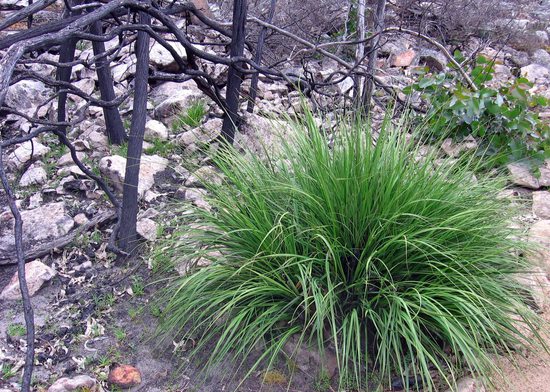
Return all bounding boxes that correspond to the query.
[391,49,416,67]
[108,365,142,389]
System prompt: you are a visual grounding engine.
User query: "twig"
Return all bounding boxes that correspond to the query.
[0,145,35,392]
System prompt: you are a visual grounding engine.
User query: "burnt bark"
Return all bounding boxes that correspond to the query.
[90,20,127,144]
[221,0,247,144]
[118,4,150,251]
[361,0,386,113]
[246,0,276,113]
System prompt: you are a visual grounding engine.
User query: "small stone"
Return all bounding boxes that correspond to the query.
[444,377,485,392]
[47,375,99,392]
[0,260,57,300]
[136,218,158,241]
[73,213,89,226]
[144,119,169,141]
[391,49,416,67]
[533,191,550,219]
[19,163,48,187]
[507,163,540,189]
[57,151,85,166]
[108,365,142,389]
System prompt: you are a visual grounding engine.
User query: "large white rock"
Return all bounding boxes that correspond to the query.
[47,375,99,392]
[19,162,48,187]
[533,191,550,219]
[149,41,187,73]
[520,64,550,84]
[0,202,74,264]
[153,91,205,127]
[136,218,158,241]
[144,119,169,141]
[8,140,50,169]
[507,163,540,189]
[5,80,49,117]
[99,154,169,198]
[0,260,57,300]
[529,220,550,270]
[176,118,221,147]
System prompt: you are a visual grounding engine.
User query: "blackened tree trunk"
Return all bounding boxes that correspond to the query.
[118,6,150,251]
[221,0,247,144]
[361,0,386,113]
[90,20,126,145]
[246,0,276,113]
[56,0,81,131]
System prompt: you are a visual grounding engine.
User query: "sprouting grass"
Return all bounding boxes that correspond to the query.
[155,109,547,391]
[172,100,206,132]
[1,363,17,380]
[144,138,178,157]
[111,141,128,157]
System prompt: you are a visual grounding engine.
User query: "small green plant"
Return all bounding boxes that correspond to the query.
[128,307,140,320]
[111,142,128,158]
[131,277,145,296]
[114,327,127,342]
[144,138,178,157]
[172,100,206,132]
[1,363,17,380]
[156,109,547,391]
[313,369,331,392]
[150,305,162,318]
[404,54,550,164]
[7,323,26,337]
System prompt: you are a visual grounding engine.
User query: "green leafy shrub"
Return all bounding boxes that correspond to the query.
[156,112,545,390]
[405,55,550,164]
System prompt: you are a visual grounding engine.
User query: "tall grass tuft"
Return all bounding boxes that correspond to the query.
[156,111,546,390]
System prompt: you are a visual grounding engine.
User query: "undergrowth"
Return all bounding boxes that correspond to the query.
[155,110,546,391]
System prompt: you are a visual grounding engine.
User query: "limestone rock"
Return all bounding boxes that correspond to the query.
[444,377,485,392]
[8,141,50,169]
[144,119,169,141]
[108,365,141,389]
[529,220,550,270]
[57,151,85,166]
[99,155,168,198]
[5,80,49,117]
[0,202,74,264]
[185,166,222,187]
[520,64,550,84]
[149,41,187,73]
[533,191,550,219]
[441,136,477,158]
[136,218,158,241]
[19,162,48,187]
[47,375,99,392]
[507,163,540,189]
[0,260,57,300]
[532,49,550,69]
[176,118,222,147]
[153,90,205,127]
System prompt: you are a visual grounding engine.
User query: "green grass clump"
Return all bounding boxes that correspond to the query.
[156,111,546,391]
[172,100,206,132]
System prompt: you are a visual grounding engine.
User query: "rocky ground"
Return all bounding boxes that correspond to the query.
[1,0,550,391]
